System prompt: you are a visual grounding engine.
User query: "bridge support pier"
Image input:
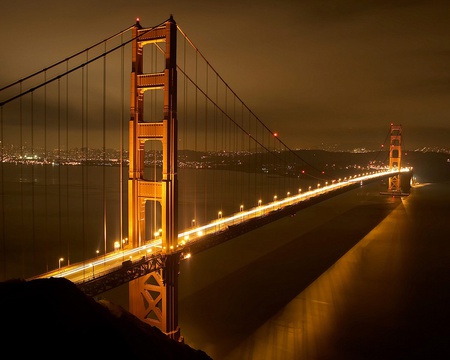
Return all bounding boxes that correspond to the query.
[129,253,181,340]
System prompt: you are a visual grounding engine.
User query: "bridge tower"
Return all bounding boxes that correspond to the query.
[128,17,181,340]
[387,123,402,193]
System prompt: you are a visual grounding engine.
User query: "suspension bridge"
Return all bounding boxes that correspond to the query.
[0,16,411,341]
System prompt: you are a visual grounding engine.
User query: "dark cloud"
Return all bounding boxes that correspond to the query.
[1,0,449,150]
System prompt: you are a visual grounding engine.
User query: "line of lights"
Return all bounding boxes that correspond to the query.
[36,167,410,283]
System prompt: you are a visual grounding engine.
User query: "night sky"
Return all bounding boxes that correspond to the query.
[1,0,449,150]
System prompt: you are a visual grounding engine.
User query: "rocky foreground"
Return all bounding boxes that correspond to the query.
[0,277,211,359]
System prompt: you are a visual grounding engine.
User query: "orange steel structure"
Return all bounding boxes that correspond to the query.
[388,124,402,193]
[128,16,181,340]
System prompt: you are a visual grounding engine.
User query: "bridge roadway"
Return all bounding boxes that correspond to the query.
[30,168,410,296]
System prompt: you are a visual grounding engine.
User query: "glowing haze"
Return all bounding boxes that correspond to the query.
[1,0,449,150]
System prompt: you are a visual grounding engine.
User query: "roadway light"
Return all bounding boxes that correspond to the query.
[287,192,290,197]
[298,188,301,193]
[89,263,94,277]
[218,211,222,219]
[258,199,262,206]
[96,250,99,258]
[192,219,196,227]
[114,241,120,251]
[58,257,64,270]
[240,205,244,212]
[273,195,277,202]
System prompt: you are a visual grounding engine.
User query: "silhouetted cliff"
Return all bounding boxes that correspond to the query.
[0,278,211,360]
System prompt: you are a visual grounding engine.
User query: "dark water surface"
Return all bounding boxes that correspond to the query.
[2,157,449,359]
[177,179,450,359]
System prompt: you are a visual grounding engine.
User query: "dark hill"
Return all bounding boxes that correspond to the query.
[0,278,211,360]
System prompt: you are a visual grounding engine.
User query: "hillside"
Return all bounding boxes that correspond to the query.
[0,277,212,360]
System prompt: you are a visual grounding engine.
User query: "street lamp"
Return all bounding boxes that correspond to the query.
[58,257,64,270]
[240,205,244,212]
[258,199,262,206]
[89,263,94,278]
[96,250,99,258]
[217,211,222,231]
[192,219,196,227]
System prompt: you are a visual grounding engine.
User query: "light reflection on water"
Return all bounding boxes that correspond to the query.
[222,216,387,360]
[180,181,450,359]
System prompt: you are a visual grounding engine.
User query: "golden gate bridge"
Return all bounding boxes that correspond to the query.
[0,16,410,341]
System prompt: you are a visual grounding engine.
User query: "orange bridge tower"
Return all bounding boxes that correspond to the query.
[380,123,410,196]
[388,123,402,193]
[128,17,180,340]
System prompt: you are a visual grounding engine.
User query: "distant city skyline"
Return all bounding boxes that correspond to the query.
[1,1,449,150]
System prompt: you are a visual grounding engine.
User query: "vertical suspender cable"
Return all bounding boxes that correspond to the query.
[181,37,189,227]
[240,102,244,208]
[194,52,198,222]
[19,82,24,277]
[182,35,190,229]
[213,73,218,221]
[31,92,36,274]
[120,34,124,252]
[65,61,70,265]
[57,79,62,259]
[0,106,4,277]
[102,42,107,259]
[204,64,208,220]
[81,63,87,274]
[57,78,62,262]
[233,96,237,210]
[44,71,49,272]
[248,111,253,207]
[86,52,91,259]
[153,45,157,239]
[221,88,226,217]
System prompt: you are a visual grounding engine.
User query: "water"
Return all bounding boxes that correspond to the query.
[177,174,450,359]
[2,159,449,359]
[0,162,313,280]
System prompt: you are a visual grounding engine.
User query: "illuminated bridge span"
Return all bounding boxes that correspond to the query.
[0,16,411,341]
